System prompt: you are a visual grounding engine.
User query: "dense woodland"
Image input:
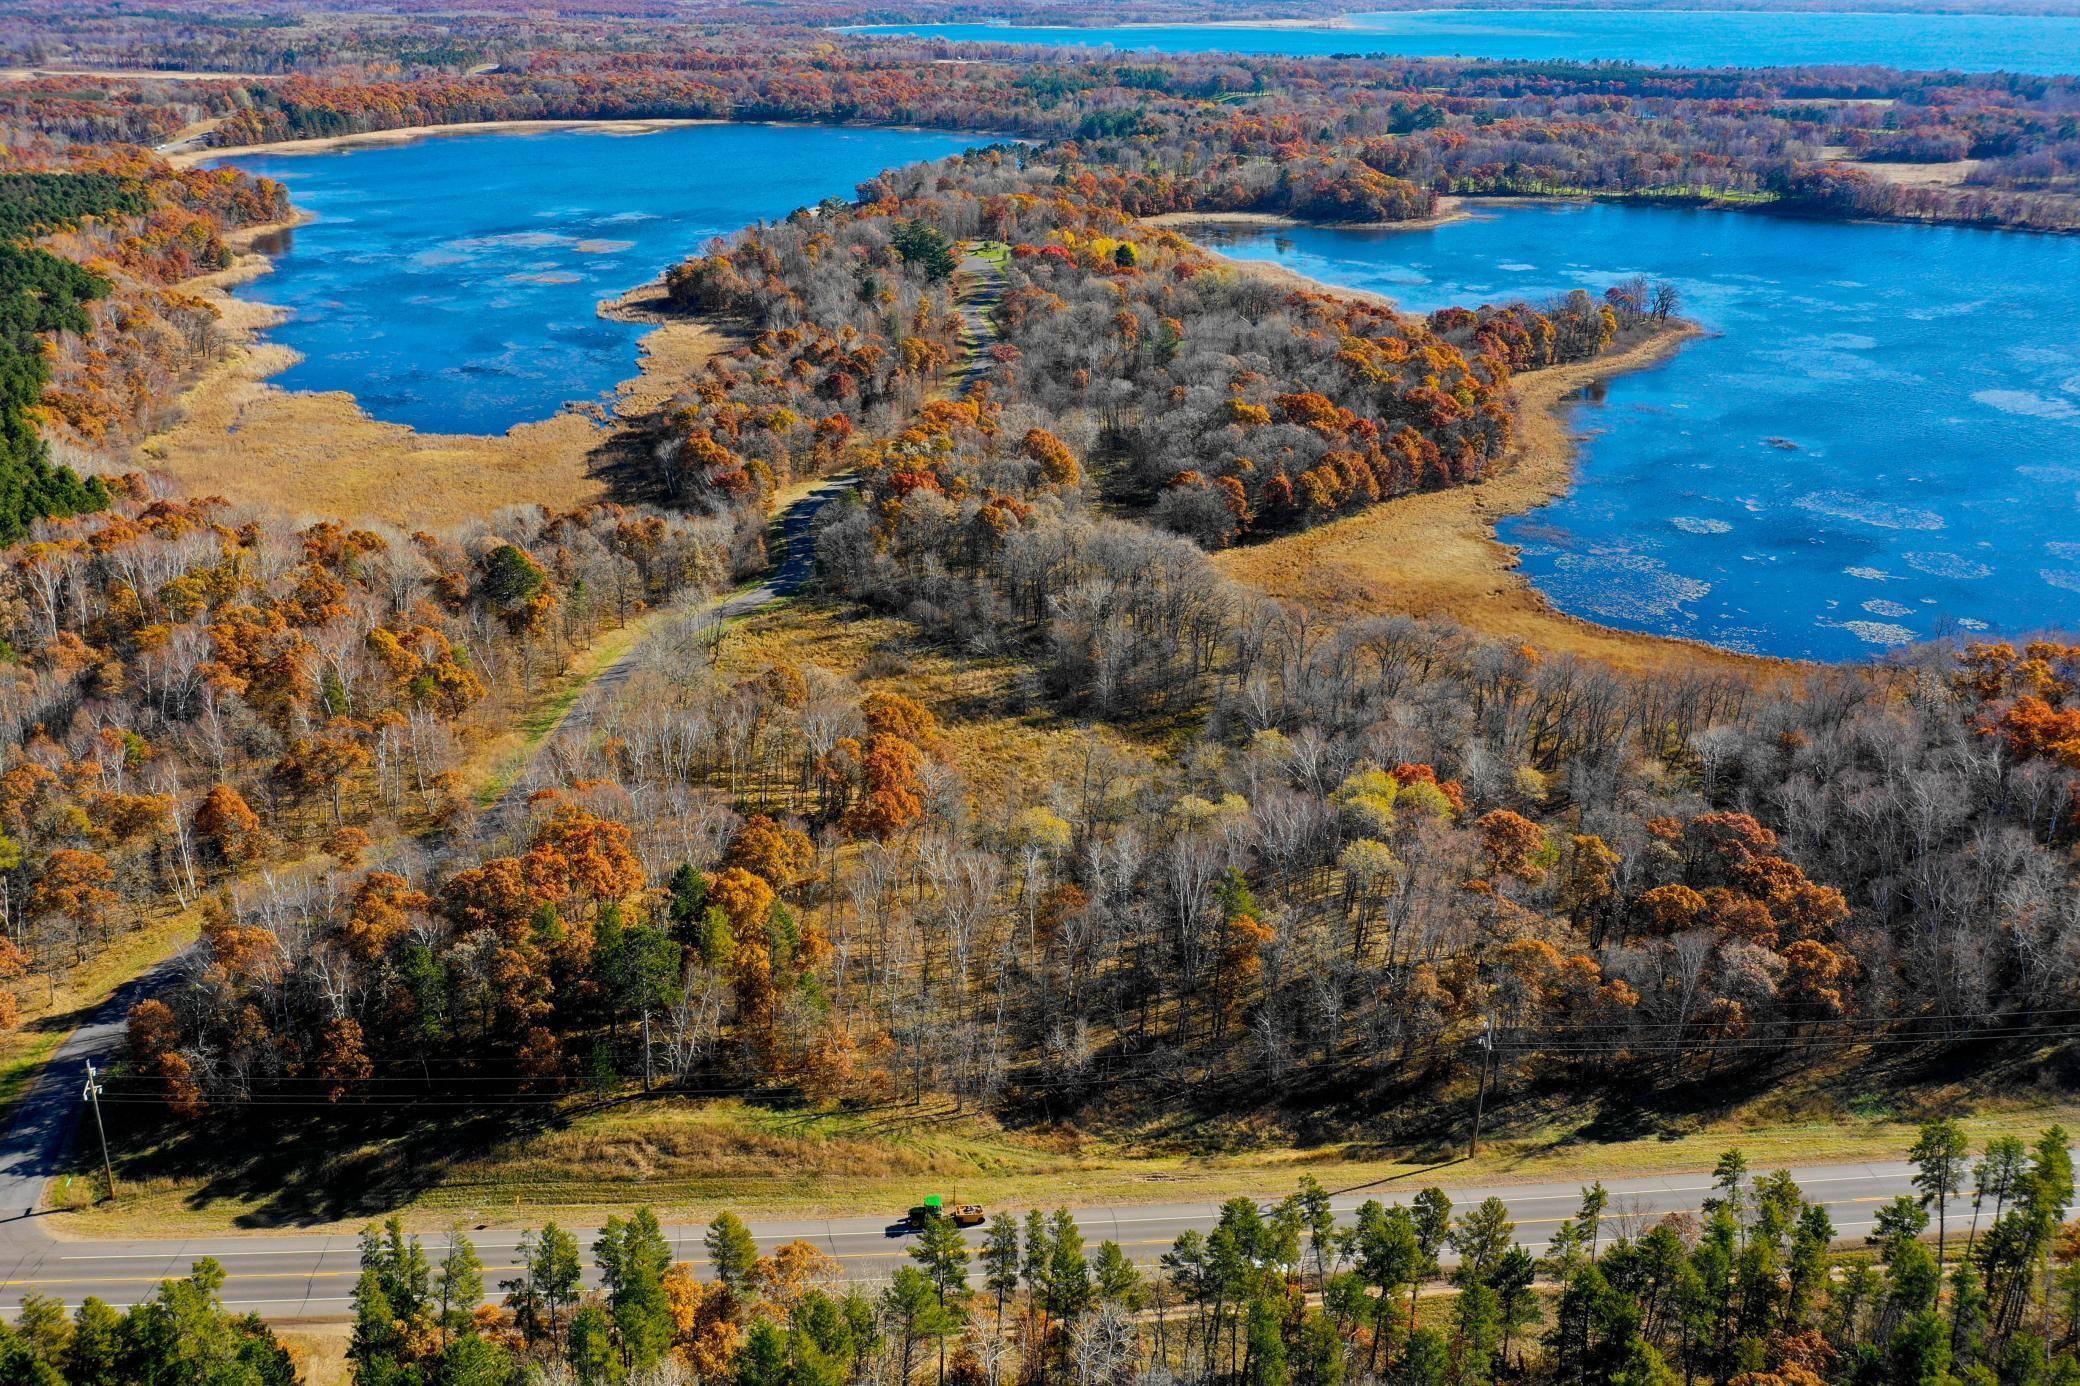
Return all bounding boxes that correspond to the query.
[0,29,2055,1133]
[0,16,2072,1385]
[115,466,2080,1124]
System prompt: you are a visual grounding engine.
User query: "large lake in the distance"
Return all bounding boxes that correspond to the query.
[1200,206,2080,661]
[212,124,980,435]
[849,10,2080,73]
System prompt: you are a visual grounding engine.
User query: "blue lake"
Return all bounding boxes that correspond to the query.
[211,124,979,435]
[1196,206,2080,660]
[849,10,2080,74]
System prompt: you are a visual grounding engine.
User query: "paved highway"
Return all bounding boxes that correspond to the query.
[0,1150,1971,1322]
[0,950,1969,1323]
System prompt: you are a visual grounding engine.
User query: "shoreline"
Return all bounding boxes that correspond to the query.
[1144,198,1470,236]
[1171,219,1784,674]
[177,116,1026,171]
[132,191,732,529]
[844,15,1353,33]
[168,116,731,168]
[1214,315,1783,677]
[1209,250,1404,311]
[599,276,677,325]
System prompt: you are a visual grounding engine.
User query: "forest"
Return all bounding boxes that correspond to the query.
[0,28,2055,1144]
[0,13,2069,1385]
[173,44,2080,233]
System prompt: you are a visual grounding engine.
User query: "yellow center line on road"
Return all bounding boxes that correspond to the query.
[0,1223,1574,1289]
[6,1266,533,1288]
[14,1192,1915,1291]
[17,1234,1190,1287]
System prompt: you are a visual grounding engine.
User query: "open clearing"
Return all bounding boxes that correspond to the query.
[718,601,1171,802]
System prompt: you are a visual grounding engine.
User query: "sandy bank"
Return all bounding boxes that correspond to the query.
[134,204,731,530]
[1214,253,1403,310]
[600,278,678,326]
[1144,198,1469,236]
[899,15,1354,33]
[1216,321,1780,678]
[169,117,726,168]
[0,66,269,83]
[1167,219,1777,674]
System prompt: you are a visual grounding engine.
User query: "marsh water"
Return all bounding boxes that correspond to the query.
[848,10,2080,74]
[212,123,979,435]
[1199,204,2080,660]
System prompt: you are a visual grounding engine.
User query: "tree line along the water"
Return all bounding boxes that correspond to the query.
[10,27,2080,231]
[177,47,2080,233]
[6,23,2080,535]
[5,1124,2079,1386]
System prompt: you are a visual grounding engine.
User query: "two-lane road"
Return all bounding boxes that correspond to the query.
[0,1157,1975,1321]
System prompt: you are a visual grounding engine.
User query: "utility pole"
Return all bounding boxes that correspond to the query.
[1468,1016,1495,1158]
[82,1062,115,1201]
[641,1010,653,1095]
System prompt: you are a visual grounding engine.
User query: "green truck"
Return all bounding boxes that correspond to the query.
[902,1195,985,1231]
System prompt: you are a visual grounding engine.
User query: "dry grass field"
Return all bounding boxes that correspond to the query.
[51,1084,2080,1238]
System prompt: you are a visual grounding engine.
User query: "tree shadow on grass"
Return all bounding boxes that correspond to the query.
[99,1091,662,1230]
[996,1033,2078,1192]
[81,1036,2074,1229]
[587,423,675,509]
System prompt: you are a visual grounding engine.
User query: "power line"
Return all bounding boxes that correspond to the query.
[81,1061,117,1201]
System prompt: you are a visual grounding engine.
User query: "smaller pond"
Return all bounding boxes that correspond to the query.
[212,123,980,436]
[1196,204,2080,661]
[847,9,2080,74]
